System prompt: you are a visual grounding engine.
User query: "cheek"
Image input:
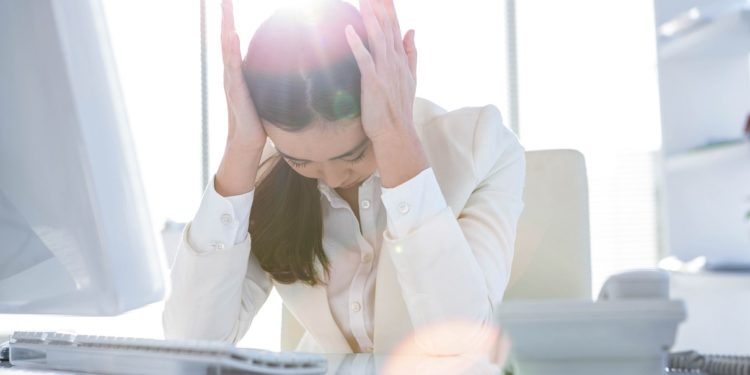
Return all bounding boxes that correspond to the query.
[352,151,378,175]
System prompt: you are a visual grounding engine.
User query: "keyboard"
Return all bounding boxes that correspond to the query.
[7,331,327,375]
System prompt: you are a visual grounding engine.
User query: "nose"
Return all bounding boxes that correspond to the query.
[319,164,349,188]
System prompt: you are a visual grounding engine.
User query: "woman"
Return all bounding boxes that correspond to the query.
[163,0,525,356]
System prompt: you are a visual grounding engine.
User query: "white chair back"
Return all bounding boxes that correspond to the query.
[504,149,592,301]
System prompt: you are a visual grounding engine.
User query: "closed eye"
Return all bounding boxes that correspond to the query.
[283,142,369,168]
[286,159,309,168]
[344,148,368,164]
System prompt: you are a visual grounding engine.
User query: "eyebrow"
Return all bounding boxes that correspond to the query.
[277,138,370,162]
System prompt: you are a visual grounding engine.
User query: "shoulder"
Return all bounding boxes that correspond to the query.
[412,98,525,213]
[414,98,523,178]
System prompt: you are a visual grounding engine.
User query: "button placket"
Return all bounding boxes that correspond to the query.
[346,177,376,350]
[359,180,378,248]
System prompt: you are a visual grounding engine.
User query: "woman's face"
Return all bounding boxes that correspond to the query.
[264,118,377,190]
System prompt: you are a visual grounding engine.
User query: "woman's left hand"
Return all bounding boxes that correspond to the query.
[345,0,429,188]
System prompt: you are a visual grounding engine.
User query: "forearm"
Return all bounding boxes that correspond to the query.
[387,211,492,317]
[378,167,493,354]
[384,210,494,354]
[215,141,263,197]
[163,224,254,342]
[164,176,267,342]
[371,125,429,189]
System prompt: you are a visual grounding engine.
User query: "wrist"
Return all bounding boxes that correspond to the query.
[367,117,414,145]
[226,135,266,154]
[215,144,263,197]
[372,128,429,188]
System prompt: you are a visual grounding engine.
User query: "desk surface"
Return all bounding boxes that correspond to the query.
[1,354,499,375]
[670,271,750,355]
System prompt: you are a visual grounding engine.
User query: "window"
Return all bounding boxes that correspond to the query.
[515,0,663,294]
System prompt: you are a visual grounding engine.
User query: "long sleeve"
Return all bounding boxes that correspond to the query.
[380,168,447,238]
[381,105,525,355]
[162,177,273,343]
[188,176,255,251]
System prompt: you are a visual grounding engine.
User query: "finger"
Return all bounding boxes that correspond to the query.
[345,25,376,77]
[403,29,417,79]
[222,31,242,71]
[221,0,239,67]
[223,32,251,110]
[383,0,404,54]
[358,0,386,60]
[371,0,394,55]
[221,0,236,39]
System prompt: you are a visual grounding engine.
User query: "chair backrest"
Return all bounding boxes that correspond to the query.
[503,149,592,300]
[280,149,593,350]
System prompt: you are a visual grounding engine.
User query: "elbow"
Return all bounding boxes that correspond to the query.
[162,301,243,344]
[410,305,498,356]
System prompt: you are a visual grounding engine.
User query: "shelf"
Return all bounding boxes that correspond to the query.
[657,1,750,60]
[664,140,750,171]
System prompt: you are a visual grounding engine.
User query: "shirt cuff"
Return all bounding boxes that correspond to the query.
[380,168,448,238]
[188,175,254,253]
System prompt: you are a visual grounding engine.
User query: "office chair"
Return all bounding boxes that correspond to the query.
[280,149,593,350]
[503,149,592,301]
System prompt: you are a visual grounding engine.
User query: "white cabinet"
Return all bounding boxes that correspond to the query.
[670,271,750,354]
[654,0,750,262]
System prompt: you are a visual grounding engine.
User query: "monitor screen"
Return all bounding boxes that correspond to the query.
[0,0,166,315]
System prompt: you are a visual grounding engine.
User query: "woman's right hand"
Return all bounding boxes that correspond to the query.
[221,0,265,149]
[215,0,266,196]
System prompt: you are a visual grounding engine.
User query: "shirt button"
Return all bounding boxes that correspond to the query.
[398,201,410,214]
[213,242,225,251]
[350,301,362,312]
[220,213,233,225]
[360,200,371,209]
[362,253,373,263]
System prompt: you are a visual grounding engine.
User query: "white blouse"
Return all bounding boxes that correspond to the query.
[189,167,447,352]
[164,99,526,355]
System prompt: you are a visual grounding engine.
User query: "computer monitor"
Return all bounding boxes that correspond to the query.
[0,0,166,315]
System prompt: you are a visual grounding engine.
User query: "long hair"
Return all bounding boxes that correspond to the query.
[242,0,368,285]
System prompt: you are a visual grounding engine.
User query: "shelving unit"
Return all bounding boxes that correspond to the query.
[665,141,750,172]
[654,0,750,262]
[657,1,750,60]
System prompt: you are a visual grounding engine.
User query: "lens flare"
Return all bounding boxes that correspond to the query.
[332,90,358,119]
[381,319,510,375]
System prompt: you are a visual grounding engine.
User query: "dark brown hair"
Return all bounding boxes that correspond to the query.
[242,1,368,285]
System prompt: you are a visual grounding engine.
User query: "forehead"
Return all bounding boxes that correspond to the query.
[264,118,366,161]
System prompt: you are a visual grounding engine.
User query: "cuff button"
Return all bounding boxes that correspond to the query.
[220,213,233,225]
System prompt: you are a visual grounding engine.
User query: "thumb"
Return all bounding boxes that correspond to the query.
[403,29,417,79]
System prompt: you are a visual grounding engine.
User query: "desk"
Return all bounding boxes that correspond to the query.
[325,354,500,374]
[2,354,500,375]
[670,271,750,354]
